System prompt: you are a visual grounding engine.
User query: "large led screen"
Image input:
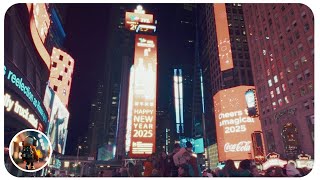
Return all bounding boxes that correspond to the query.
[46,94,69,154]
[125,12,154,31]
[214,4,234,71]
[213,86,262,161]
[129,34,157,158]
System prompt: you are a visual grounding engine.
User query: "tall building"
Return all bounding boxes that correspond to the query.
[167,4,196,141]
[243,4,314,158]
[196,3,254,147]
[87,81,105,157]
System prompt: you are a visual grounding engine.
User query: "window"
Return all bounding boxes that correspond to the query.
[300,87,306,96]
[53,85,58,91]
[274,75,279,83]
[308,83,313,93]
[294,61,299,70]
[59,55,63,61]
[297,74,303,81]
[63,89,66,96]
[298,44,304,52]
[280,83,286,91]
[301,56,307,63]
[64,67,68,73]
[308,36,313,45]
[58,75,63,81]
[295,31,300,39]
[52,62,57,68]
[304,101,310,110]
[276,87,281,94]
[68,61,71,66]
[68,81,70,86]
[280,72,284,79]
[286,67,291,74]
[268,79,273,87]
[304,23,310,32]
[289,79,293,86]
[292,21,297,27]
[288,37,293,44]
[272,102,277,110]
[304,69,311,78]
[285,96,290,104]
[267,69,271,76]
[278,99,283,106]
[270,91,275,98]
[301,12,306,18]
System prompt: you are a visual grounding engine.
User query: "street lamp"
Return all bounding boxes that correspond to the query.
[77,146,82,163]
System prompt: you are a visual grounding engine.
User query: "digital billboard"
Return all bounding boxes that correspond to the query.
[47,94,69,154]
[125,12,154,31]
[129,34,157,158]
[43,86,55,118]
[213,86,263,161]
[97,144,114,161]
[213,4,234,71]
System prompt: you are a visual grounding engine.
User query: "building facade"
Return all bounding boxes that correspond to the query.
[196,3,254,147]
[243,4,314,159]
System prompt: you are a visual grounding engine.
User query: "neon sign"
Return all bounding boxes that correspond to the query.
[4,93,39,129]
[4,65,48,124]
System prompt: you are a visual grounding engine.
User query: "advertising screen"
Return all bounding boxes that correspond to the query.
[213,4,234,71]
[47,94,69,154]
[194,138,205,154]
[97,144,114,161]
[213,86,263,161]
[129,34,157,158]
[43,86,55,119]
[125,12,154,31]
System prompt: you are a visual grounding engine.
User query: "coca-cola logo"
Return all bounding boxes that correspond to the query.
[224,141,251,152]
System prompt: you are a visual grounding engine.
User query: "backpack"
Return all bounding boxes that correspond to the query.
[22,146,34,160]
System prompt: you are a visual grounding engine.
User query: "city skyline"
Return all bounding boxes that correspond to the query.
[3,3,315,177]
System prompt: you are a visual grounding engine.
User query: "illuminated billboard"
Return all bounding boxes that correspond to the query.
[174,69,184,134]
[47,94,69,154]
[125,66,135,153]
[125,12,154,31]
[29,3,51,69]
[129,34,157,158]
[49,47,75,107]
[213,86,263,161]
[214,4,234,71]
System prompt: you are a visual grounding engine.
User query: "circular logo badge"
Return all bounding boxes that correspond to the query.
[9,129,53,172]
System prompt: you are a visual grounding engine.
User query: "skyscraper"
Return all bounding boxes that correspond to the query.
[243,4,314,158]
[197,3,254,147]
[87,81,105,157]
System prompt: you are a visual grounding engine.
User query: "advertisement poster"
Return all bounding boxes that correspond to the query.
[46,94,70,154]
[214,3,234,71]
[129,34,157,158]
[213,86,263,161]
[125,12,153,31]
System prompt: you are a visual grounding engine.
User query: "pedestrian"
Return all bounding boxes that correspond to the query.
[286,163,301,177]
[178,164,190,177]
[250,165,261,177]
[173,141,193,166]
[221,159,239,177]
[168,143,180,177]
[151,169,161,177]
[182,151,200,177]
[144,155,154,177]
[237,159,253,177]
[265,166,286,177]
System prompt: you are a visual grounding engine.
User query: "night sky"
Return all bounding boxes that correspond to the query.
[62,4,192,155]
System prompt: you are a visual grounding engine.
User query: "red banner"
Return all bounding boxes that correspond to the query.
[129,34,157,158]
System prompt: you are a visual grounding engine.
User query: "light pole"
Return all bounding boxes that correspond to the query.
[76,146,81,176]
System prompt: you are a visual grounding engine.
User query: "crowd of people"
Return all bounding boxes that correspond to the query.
[111,142,311,177]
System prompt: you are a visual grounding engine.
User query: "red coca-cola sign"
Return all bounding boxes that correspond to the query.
[224,141,252,152]
[213,86,263,161]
